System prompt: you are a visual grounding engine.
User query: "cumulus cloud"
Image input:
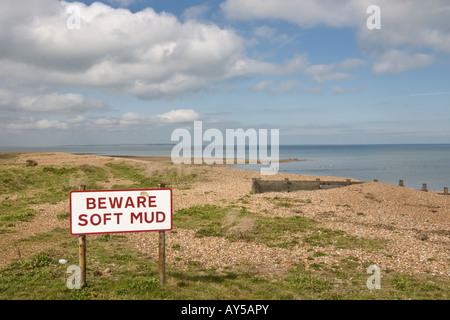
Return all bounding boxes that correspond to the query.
[5,108,202,134]
[182,5,210,21]
[1,0,321,101]
[221,0,450,73]
[304,58,366,83]
[106,0,136,7]
[373,50,435,74]
[253,26,278,39]
[221,0,366,28]
[0,89,107,114]
[92,109,201,130]
[157,109,200,123]
[3,0,351,102]
[7,118,70,131]
[252,79,300,93]
[332,86,361,95]
[0,0,245,99]
[0,0,370,110]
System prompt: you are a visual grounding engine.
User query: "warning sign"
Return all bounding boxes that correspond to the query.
[70,189,172,235]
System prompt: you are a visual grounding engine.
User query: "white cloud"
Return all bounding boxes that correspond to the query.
[373,50,435,74]
[254,26,277,39]
[0,0,246,99]
[1,0,339,102]
[0,0,372,113]
[182,5,210,21]
[252,79,300,93]
[303,87,323,95]
[7,118,70,131]
[157,109,200,123]
[332,86,361,95]
[18,93,107,113]
[252,80,273,92]
[95,108,201,128]
[304,58,366,83]
[36,119,69,130]
[0,89,107,114]
[222,0,450,73]
[67,115,85,124]
[5,108,202,133]
[221,0,364,28]
[106,0,136,7]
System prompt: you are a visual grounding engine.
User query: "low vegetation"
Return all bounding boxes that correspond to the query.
[0,228,447,300]
[174,204,386,251]
[105,162,197,189]
[0,154,448,300]
[0,159,197,232]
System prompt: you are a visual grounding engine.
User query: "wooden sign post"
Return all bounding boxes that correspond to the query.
[70,186,172,287]
[158,183,166,285]
[78,185,87,288]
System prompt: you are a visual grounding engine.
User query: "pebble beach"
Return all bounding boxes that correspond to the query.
[1,152,448,282]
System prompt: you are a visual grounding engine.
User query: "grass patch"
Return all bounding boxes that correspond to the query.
[175,204,316,248]
[285,257,449,300]
[0,233,299,300]
[1,239,447,300]
[174,204,386,251]
[16,227,70,245]
[303,227,387,251]
[105,162,197,189]
[0,160,197,230]
[0,163,109,229]
[0,153,18,161]
[0,217,447,300]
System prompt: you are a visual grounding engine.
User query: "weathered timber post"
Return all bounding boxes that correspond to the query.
[252,178,261,194]
[78,185,87,288]
[158,183,166,286]
[443,187,448,195]
[422,184,428,192]
[285,178,292,192]
[399,180,404,187]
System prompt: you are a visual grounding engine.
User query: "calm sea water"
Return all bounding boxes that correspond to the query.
[2,144,449,191]
[235,144,450,191]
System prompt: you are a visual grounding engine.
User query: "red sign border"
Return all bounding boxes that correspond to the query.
[70,188,173,236]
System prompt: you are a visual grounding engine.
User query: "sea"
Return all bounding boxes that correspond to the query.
[1,144,449,191]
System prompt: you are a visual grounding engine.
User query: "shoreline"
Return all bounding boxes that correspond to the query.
[110,155,304,165]
[2,151,448,192]
[0,151,449,284]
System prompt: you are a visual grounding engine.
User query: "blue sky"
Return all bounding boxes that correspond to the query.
[0,0,449,146]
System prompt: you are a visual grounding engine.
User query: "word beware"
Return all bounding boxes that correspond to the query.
[70,189,172,235]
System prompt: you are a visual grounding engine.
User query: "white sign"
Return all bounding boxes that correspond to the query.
[70,189,172,235]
